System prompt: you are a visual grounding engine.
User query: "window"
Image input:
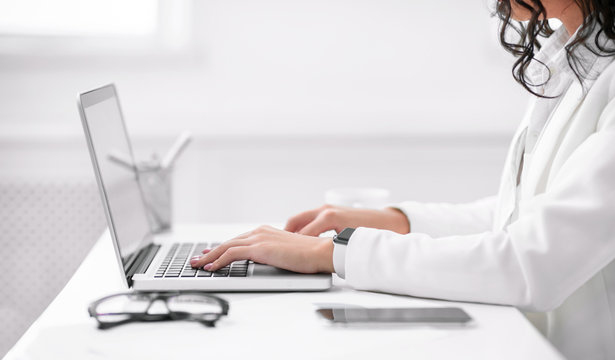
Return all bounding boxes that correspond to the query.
[0,0,194,57]
[0,0,158,36]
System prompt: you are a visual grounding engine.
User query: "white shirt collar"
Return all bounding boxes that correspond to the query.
[526,26,573,97]
[527,24,615,97]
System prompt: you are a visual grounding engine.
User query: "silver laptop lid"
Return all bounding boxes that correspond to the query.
[77,84,152,287]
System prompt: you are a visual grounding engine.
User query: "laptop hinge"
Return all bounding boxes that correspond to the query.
[126,244,161,286]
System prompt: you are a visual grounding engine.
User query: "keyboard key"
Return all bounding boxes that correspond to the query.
[197,270,212,277]
[181,271,197,277]
[165,273,180,278]
[213,271,228,277]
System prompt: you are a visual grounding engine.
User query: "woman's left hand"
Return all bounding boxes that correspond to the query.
[189,225,335,274]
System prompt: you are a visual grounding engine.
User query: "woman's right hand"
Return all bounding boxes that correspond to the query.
[284,204,410,236]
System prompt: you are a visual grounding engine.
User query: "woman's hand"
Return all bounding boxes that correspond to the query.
[190,225,334,273]
[284,204,410,236]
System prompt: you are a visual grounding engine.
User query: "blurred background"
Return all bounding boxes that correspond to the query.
[0,0,529,356]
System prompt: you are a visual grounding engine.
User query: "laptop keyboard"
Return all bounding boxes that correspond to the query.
[154,243,249,278]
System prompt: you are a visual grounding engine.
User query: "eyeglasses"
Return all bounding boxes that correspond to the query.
[88,291,229,329]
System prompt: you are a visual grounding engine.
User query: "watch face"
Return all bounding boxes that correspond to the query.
[334,228,355,245]
[339,228,355,239]
[333,235,347,245]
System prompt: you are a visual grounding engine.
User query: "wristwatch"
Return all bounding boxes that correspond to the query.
[333,228,355,245]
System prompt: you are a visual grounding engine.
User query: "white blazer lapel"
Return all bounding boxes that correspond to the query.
[521,82,585,198]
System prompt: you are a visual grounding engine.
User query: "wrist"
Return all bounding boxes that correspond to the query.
[315,237,335,273]
[382,207,410,234]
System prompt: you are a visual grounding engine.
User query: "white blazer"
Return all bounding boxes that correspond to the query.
[342,60,615,359]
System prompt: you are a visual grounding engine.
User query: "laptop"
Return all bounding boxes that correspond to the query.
[77,84,332,291]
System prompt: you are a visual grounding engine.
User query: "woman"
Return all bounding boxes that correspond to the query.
[192,1,615,358]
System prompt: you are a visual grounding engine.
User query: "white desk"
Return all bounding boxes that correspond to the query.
[5,224,563,360]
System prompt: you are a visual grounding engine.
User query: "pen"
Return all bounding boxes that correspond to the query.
[161,131,192,169]
[108,150,137,171]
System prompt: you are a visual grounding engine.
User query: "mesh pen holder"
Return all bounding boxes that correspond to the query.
[137,161,173,233]
[108,132,192,234]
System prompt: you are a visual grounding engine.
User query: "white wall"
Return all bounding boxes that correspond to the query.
[0,0,527,139]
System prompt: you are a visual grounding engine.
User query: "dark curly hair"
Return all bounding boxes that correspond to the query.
[495,0,615,97]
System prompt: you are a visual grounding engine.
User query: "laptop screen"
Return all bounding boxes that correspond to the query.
[79,84,152,274]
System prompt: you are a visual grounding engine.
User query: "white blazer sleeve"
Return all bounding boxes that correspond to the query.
[394,196,497,237]
[343,126,615,312]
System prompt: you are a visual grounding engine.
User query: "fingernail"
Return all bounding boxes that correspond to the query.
[203,263,213,270]
[202,249,211,254]
[190,257,200,264]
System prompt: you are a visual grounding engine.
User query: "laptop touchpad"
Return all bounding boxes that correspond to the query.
[252,263,297,277]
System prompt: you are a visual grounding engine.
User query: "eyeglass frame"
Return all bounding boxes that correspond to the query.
[88,291,230,329]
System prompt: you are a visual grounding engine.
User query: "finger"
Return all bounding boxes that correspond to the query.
[206,246,252,272]
[192,225,272,267]
[191,239,249,268]
[284,207,323,232]
[201,233,249,254]
[199,227,256,254]
[297,211,335,236]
